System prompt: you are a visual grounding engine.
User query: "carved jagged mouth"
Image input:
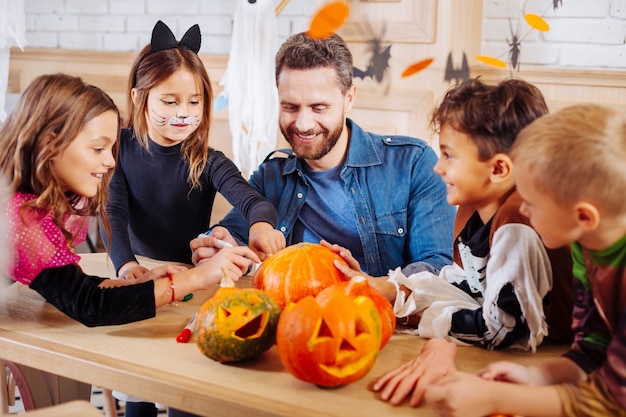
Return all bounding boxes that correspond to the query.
[234,313,268,339]
[319,353,376,378]
[312,317,377,377]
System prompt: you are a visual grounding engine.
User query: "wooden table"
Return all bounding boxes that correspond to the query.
[0,253,569,416]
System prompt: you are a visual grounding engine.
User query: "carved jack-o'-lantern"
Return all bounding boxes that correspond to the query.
[195,273,281,363]
[276,283,382,387]
[316,276,396,348]
[252,242,349,308]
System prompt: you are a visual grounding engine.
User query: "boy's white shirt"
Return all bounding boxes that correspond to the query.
[389,223,552,352]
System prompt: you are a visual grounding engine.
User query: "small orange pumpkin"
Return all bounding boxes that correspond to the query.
[276,283,382,387]
[252,242,349,308]
[195,272,281,363]
[316,276,396,348]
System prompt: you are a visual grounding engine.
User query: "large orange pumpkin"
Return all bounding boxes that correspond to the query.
[195,273,281,363]
[276,283,382,387]
[252,242,349,308]
[316,276,396,348]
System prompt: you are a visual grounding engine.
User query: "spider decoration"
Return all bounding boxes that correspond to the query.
[392,0,563,80]
[507,18,522,72]
[476,0,561,73]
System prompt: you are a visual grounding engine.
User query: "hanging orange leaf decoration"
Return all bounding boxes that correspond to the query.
[401,58,434,78]
[475,55,507,69]
[308,1,350,39]
[525,13,550,32]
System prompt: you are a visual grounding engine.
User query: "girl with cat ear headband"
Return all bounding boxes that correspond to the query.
[102,21,285,417]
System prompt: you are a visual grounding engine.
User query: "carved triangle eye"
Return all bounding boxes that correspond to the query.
[317,318,333,338]
[355,317,370,337]
[247,294,263,306]
[218,306,232,320]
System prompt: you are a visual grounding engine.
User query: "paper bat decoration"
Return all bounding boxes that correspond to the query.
[444,52,470,84]
[353,43,392,82]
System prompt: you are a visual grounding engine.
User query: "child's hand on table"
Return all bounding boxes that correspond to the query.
[373,338,458,407]
[100,264,188,287]
[478,361,533,384]
[117,262,149,280]
[425,371,500,417]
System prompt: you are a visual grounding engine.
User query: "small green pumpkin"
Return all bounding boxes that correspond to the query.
[194,271,281,363]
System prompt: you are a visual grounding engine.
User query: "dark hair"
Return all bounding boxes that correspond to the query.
[275,32,353,95]
[431,78,549,160]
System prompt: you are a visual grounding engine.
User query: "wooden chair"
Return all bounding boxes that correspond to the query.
[0,360,101,415]
[4,400,102,417]
[1,360,16,414]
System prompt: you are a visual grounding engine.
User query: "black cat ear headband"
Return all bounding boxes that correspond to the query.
[146,20,201,57]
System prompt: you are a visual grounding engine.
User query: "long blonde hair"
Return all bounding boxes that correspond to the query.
[0,73,120,244]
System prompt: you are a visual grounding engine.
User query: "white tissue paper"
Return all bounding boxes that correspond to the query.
[218,0,279,177]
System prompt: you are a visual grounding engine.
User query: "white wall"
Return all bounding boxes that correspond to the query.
[22,0,315,53]
[21,0,626,71]
[482,0,626,69]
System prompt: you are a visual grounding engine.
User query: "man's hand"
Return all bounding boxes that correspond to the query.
[321,240,397,302]
[320,239,363,274]
[190,226,237,266]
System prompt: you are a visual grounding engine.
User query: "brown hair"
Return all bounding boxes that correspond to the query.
[275,32,353,95]
[431,78,549,160]
[512,103,626,217]
[127,45,213,189]
[0,73,120,245]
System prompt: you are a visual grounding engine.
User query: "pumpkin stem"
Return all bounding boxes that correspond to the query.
[220,268,236,288]
[346,275,367,293]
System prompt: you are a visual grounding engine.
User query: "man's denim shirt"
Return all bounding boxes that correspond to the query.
[215,118,455,277]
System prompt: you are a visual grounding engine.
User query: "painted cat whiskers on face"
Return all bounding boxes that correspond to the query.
[150,108,167,126]
[149,109,199,127]
[169,116,198,126]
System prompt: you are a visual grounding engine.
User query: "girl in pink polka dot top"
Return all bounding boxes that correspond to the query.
[0,73,260,327]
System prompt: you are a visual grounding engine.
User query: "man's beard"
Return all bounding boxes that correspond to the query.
[281,121,343,161]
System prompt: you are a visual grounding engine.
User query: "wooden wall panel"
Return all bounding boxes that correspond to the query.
[472,66,626,113]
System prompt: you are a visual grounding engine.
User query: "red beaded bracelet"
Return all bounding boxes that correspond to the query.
[167,272,177,306]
